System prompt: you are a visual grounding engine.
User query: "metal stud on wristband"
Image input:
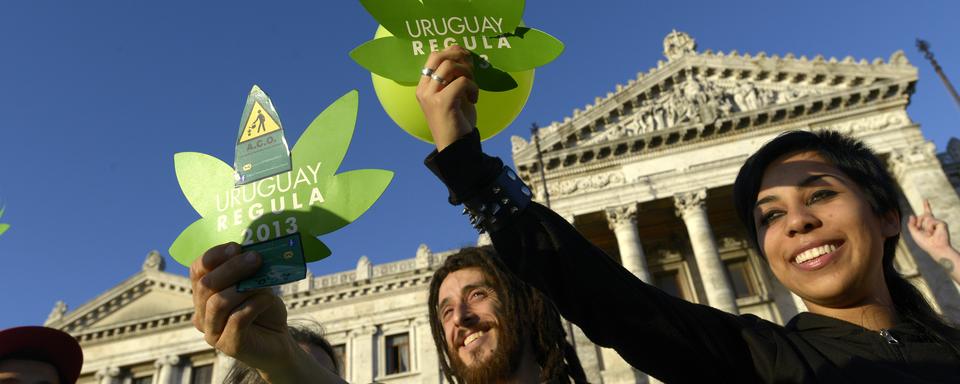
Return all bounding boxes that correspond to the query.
[462,166,532,233]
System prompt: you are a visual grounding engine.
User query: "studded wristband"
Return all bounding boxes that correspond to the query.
[462,166,532,233]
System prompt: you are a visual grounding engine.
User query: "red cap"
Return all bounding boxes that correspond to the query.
[0,326,83,383]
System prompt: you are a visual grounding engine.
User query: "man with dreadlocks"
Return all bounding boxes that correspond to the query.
[429,247,587,384]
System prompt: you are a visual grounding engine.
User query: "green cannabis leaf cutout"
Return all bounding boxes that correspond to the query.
[0,206,9,236]
[350,0,563,91]
[169,90,393,266]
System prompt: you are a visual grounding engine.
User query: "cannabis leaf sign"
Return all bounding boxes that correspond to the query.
[350,0,564,91]
[0,206,8,236]
[169,90,393,267]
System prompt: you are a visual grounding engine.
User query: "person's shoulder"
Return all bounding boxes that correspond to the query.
[736,313,789,332]
[730,313,801,345]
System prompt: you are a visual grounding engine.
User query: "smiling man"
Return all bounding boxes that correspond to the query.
[428,247,586,384]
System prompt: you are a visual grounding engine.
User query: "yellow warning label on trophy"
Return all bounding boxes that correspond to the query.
[239,101,281,142]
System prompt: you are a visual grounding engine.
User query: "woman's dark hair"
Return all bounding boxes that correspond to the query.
[223,321,340,383]
[427,246,588,383]
[733,130,960,355]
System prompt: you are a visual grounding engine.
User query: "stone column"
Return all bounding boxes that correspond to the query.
[599,346,644,384]
[606,204,652,283]
[600,204,650,383]
[414,318,441,383]
[566,211,643,383]
[566,322,603,383]
[351,326,378,384]
[889,142,960,316]
[94,367,120,384]
[154,355,181,384]
[212,350,236,384]
[674,189,739,314]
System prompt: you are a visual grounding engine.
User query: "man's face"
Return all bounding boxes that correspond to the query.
[0,359,60,384]
[437,267,521,382]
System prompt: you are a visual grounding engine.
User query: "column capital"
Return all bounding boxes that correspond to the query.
[353,325,378,337]
[888,141,938,178]
[605,204,638,230]
[413,317,430,327]
[674,189,708,219]
[154,355,180,368]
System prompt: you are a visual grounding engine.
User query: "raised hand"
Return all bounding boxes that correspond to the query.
[415,45,479,151]
[908,199,960,280]
[190,244,289,364]
[190,243,342,383]
[908,200,952,256]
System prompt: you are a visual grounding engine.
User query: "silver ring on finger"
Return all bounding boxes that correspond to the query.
[430,73,448,85]
[421,67,435,77]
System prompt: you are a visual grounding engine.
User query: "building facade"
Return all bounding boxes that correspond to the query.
[938,137,960,195]
[47,32,960,384]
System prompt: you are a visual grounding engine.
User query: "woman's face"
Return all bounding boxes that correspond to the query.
[754,151,899,308]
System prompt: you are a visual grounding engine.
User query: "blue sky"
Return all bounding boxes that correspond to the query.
[1,1,957,328]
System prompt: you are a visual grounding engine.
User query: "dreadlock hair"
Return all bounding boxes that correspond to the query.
[733,130,960,358]
[427,246,588,383]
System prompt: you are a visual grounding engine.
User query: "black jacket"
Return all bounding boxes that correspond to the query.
[425,130,960,383]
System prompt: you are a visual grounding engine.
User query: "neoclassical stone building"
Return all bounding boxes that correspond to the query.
[47,31,960,384]
[938,137,960,196]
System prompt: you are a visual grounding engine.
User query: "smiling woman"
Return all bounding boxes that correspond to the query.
[726,131,960,379]
[733,131,960,340]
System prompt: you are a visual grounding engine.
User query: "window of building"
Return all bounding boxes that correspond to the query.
[725,258,758,299]
[191,364,213,384]
[651,265,697,302]
[384,333,410,375]
[653,270,683,299]
[132,376,153,384]
[332,344,346,378]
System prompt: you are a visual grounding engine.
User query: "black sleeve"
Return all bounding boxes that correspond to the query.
[425,131,768,383]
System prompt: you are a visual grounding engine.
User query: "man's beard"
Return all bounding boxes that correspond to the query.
[448,316,524,383]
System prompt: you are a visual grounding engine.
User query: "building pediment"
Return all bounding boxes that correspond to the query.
[511,31,917,169]
[46,251,193,338]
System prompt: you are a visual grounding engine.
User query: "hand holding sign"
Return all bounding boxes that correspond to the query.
[350,0,563,143]
[170,90,393,271]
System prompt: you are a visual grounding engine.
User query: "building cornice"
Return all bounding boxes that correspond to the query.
[48,270,191,332]
[516,79,913,186]
[513,36,915,162]
[61,247,469,344]
[73,308,194,346]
